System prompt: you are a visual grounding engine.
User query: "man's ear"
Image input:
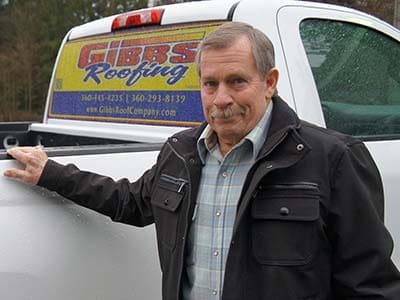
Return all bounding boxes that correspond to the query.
[264,68,279,99]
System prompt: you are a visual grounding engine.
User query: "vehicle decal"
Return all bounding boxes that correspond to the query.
[49,22,224,126]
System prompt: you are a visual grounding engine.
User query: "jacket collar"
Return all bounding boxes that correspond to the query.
[267,95,301,137]
[259,95,302,158]
[166,123,206,163]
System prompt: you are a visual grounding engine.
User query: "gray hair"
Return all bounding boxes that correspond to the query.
[195,22,275,78]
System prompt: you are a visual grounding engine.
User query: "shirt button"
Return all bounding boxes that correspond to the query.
[216,211,221,217]
[212,290,218,295]
[213,250,219,256]
[222,171,228,178]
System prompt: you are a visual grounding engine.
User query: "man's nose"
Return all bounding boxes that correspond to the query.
[213,84,233,108]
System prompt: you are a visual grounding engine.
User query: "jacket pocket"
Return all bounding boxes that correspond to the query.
[151,173,187,250]
[251,183,320,266]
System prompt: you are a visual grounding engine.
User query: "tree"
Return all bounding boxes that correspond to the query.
[0,0,149,121]
[395,0,400,27]
[0,1,41,119]
[309,0,395,25]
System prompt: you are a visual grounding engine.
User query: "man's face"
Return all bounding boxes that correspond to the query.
[199,36,278,149]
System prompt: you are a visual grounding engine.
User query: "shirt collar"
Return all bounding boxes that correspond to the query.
[197,101,274,164]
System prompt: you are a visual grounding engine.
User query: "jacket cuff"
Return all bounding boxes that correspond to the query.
[37,159,64,191]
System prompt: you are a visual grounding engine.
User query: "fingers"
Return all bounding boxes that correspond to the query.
[3,146,48,185]
[7,146,43,163]
[14,146,44,153]
[3,168,32,183]
[7,147,33,165]
[7,147,47,165]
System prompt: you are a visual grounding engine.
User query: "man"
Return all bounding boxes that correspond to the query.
[4,22,400,299]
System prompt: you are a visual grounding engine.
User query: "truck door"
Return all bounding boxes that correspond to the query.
[277,5,400,266]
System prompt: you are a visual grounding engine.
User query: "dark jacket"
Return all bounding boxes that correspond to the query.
[39,96,400,299]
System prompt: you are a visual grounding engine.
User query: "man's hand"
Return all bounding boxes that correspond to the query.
[3,146,48,185]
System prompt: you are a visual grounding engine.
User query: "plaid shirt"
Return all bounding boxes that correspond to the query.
[182,102,273,299]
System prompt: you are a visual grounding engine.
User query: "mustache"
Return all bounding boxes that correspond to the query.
[210,106,246,119]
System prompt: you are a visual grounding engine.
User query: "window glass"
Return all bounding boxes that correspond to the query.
[300,19,400,139]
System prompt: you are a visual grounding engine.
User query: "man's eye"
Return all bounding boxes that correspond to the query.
[230,78,246,85]
[204,81,217,88]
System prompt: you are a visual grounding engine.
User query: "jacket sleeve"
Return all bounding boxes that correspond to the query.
[330,141,400,298]
[38,158,156,227]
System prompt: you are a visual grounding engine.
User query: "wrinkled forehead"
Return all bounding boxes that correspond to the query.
[201,34,250,54]
[197,36,254,70]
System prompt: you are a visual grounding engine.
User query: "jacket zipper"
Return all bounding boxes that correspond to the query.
[166,141,193,300]
[261,182,319,191]
[240,131,290,203]
[226,130,295,297]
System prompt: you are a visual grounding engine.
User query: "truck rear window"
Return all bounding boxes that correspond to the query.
[49,22,224,127]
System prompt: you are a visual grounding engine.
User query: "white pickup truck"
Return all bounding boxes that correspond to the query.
[0,0,399,299]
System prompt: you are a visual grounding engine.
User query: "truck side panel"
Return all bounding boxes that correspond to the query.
[0,151,161,299]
